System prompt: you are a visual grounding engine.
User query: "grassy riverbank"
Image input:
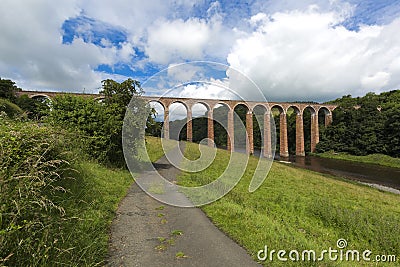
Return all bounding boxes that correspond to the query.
[179,142,400,266]
[315,151,400,169]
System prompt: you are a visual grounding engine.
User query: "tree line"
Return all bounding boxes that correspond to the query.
[316,90,400,157]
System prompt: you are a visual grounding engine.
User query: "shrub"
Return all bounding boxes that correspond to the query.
[48,94,122,165]
[48,79,148,167]
[0,98,24,118]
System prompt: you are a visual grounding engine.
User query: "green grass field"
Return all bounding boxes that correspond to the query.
[315,151,400,169]
[179,142,400,266]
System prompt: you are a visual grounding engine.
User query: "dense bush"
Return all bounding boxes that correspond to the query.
[48,79,147,167]
[0,98,24,118]
[0,118,135,266]
[0,78,146,265]
[48,95,110,162]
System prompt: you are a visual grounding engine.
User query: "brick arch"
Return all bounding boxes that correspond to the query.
[302,105,317,115]
[30,94,51,99]
[252,103,269,114]
[270,104,288,157]
[302,105,319,153]
[213,101,231,111]
[270,104,285,114]
[190,101,211,112]
[318,106,333,126]
[287,105,304,156]
[286,105,301,115]
[253,104,273,158]
[317,106,331,116]
[146,99,166,110]
[233,103,253,154]
[168,100,188,111]
[232,101,251,112]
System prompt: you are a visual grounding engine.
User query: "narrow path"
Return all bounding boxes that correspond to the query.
[107,146,260,267]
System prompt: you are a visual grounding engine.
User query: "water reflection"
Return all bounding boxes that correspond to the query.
[289,155,400,190]
[248,148,400,190]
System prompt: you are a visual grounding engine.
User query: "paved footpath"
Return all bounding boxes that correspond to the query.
[107,147,261,267]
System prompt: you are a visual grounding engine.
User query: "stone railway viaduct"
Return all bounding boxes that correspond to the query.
[17,91,337,158]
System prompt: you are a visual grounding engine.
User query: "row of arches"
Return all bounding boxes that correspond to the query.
[17,91,336,158]
[144,97,336,158]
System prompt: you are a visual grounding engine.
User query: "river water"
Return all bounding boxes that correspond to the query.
[285,155,400,191]
[242,148,400,191]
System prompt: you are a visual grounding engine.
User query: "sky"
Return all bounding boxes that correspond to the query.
[1,0,400,102]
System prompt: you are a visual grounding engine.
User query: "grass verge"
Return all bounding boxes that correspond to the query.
[0,119,134,266]
[145,136,165,162]
[314,152,400,169]
[145,136,178,162]
[179,142,400,266]
[53,161,133,266]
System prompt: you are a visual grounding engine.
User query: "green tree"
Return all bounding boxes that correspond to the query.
[49,78,147,166]
[145,108,162,137]
[100,78,147,165]
[317,90,400,157]
[100,78,143,107]
[0,78,21,102]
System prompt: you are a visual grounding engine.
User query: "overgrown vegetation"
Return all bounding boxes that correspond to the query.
[179,142,400,266]
[0,78,153,266]
[0,118,135,266]
[49,78,146,166]
[14,95,50,120]
[0,78,21,102]
[0,98,24,118]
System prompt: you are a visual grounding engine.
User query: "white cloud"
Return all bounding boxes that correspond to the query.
[167,63,205,82]
[145,18,212,64]
[177,81,235,100]
[1,0,400,101]
[0,0,214,92]
[227,8,400,102]
[144,5,240,65]
[361,71,391,90]
[0,0,137,92]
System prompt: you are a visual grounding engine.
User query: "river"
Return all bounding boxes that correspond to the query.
[285,155,400,191]
[242,148,400,192]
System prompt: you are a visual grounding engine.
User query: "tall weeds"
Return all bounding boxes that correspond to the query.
[0,119,74,266]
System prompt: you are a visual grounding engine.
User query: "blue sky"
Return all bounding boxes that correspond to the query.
[1,0,400,102]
